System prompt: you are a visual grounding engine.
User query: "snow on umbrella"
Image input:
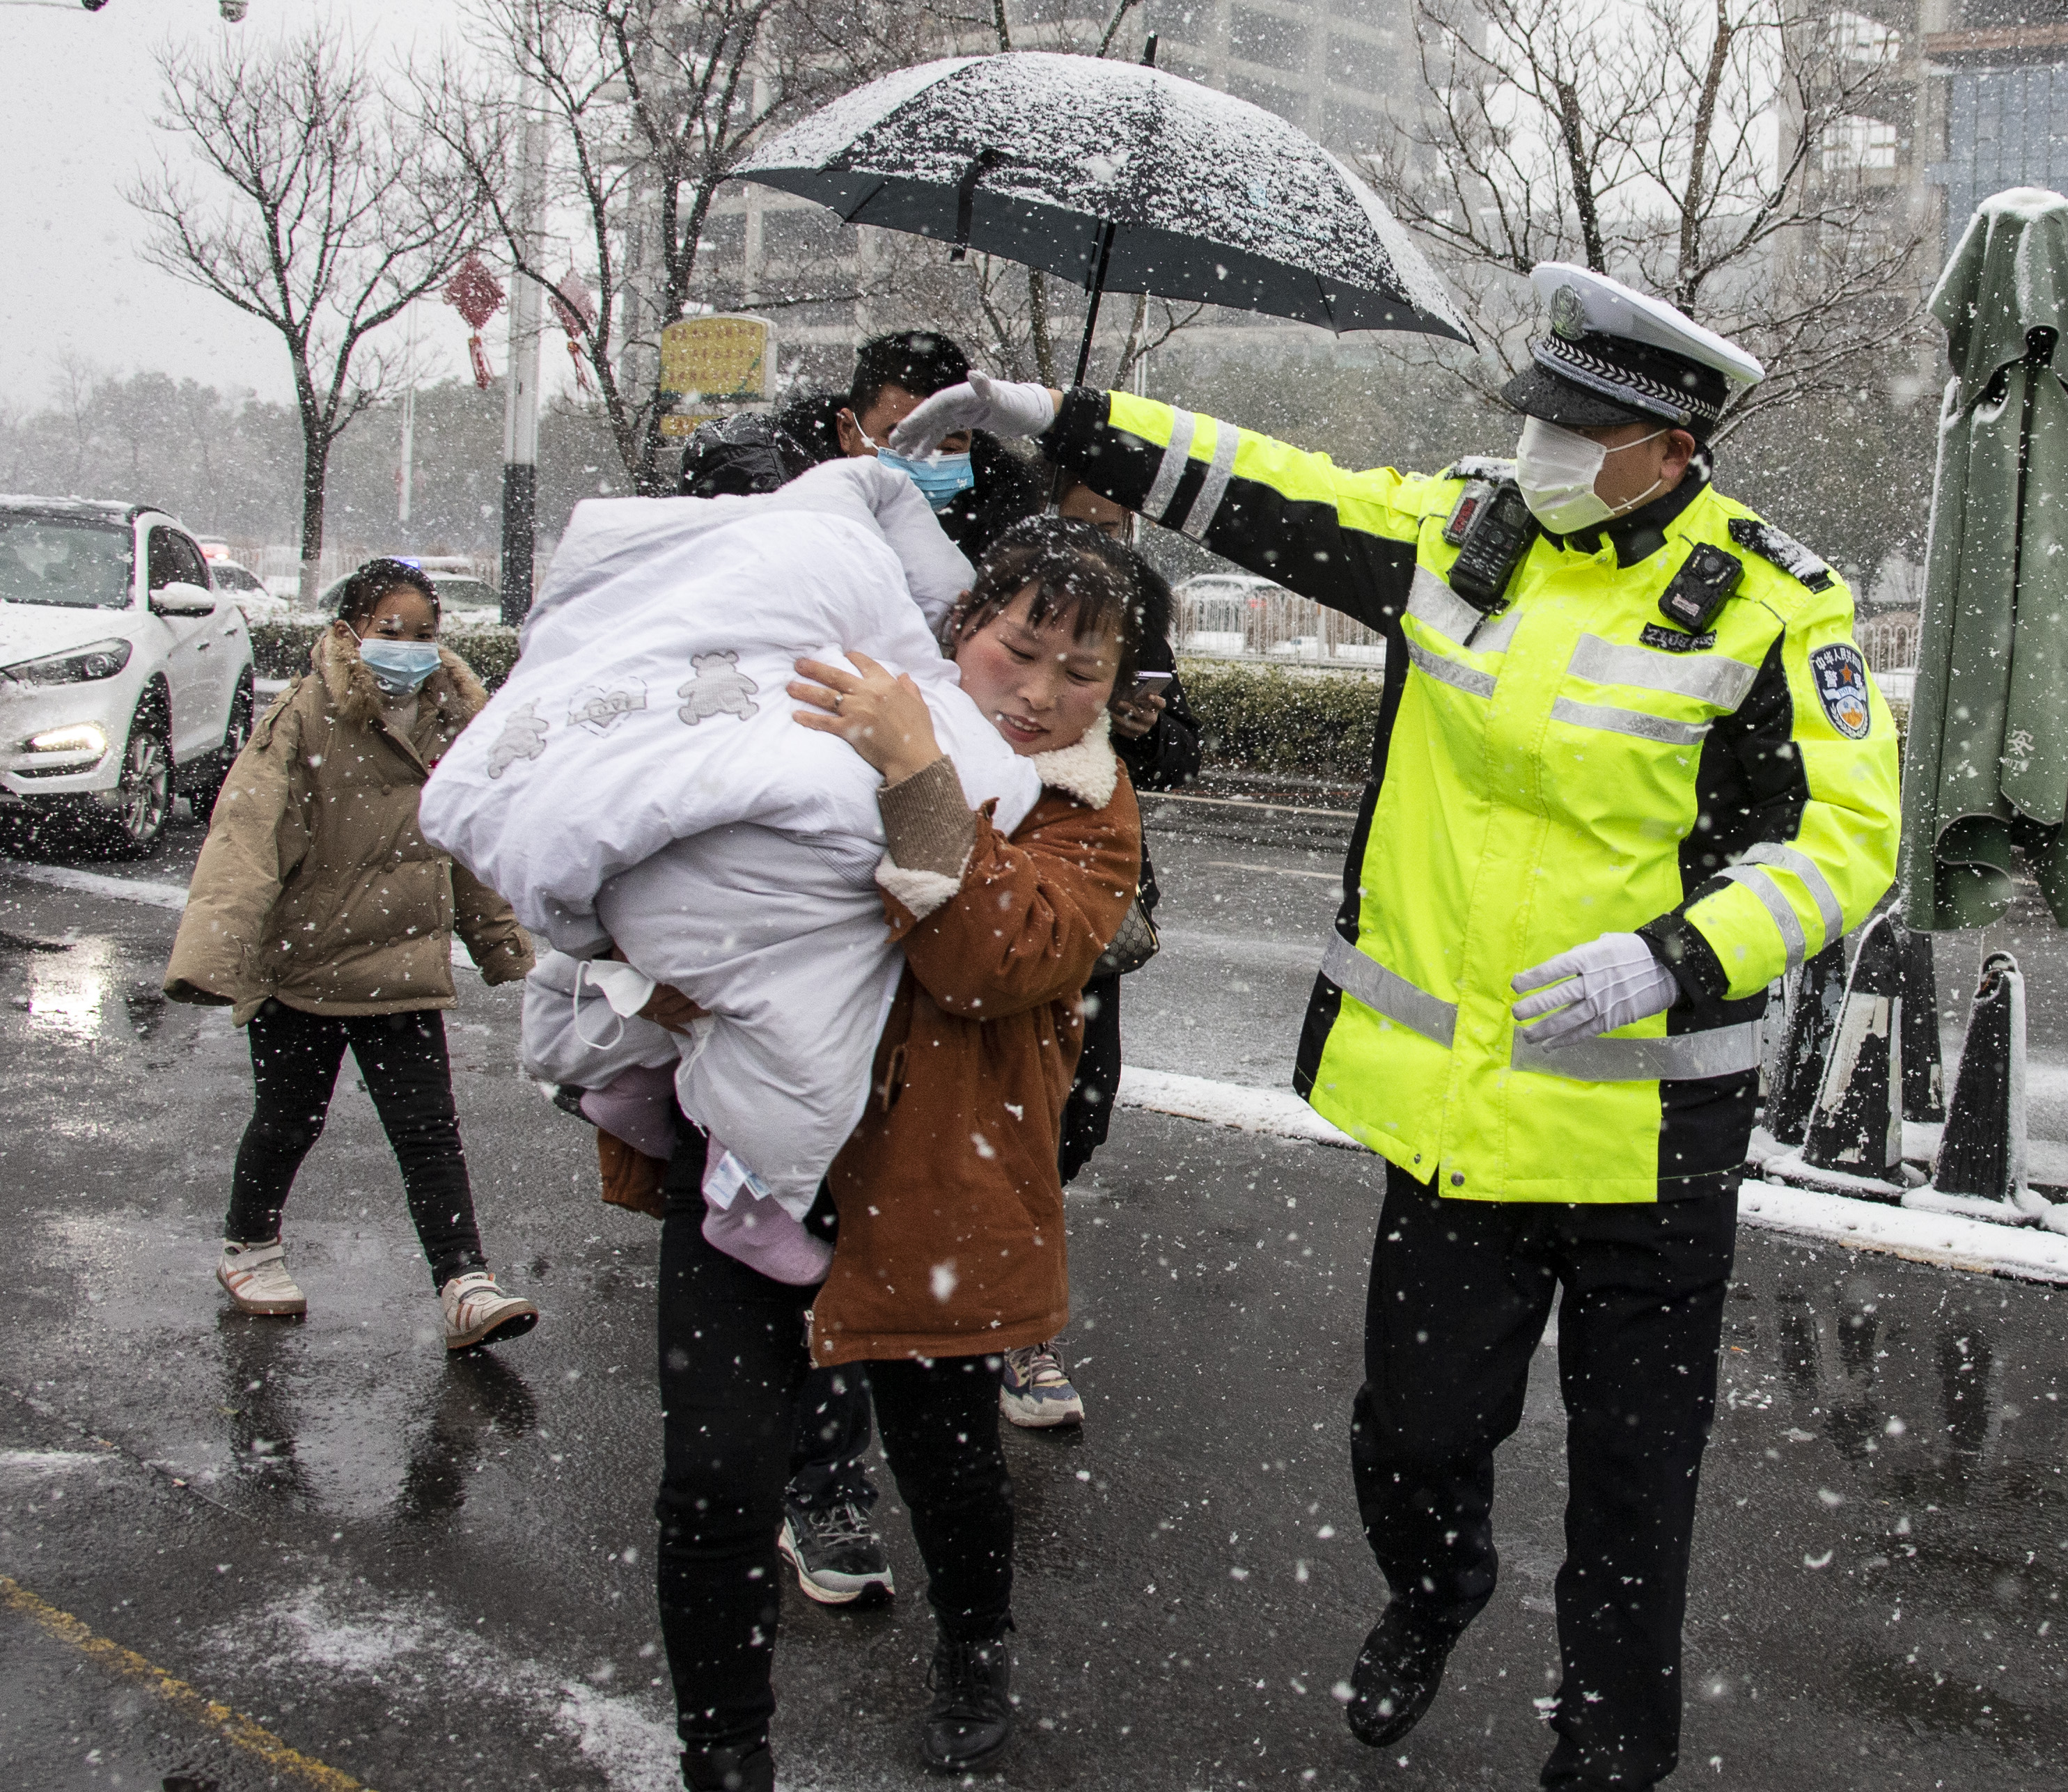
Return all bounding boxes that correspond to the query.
[1900,187,2068,932]
[731,49,1471,380]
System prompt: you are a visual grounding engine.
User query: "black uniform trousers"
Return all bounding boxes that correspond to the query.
[1351,1161,1737,1789]
[653,1131,1014,1753]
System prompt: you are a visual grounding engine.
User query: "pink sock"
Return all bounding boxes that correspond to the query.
[701,1193,833,1284]
[579,1063,680,1161]
[700,1142,831,1285]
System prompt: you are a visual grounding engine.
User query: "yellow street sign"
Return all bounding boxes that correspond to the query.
[659,315,773,398]
[658,414,714,439]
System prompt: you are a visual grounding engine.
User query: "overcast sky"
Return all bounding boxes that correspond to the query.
[0,0,510,411]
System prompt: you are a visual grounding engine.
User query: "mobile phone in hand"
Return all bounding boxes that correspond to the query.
[1128,670,1175,702]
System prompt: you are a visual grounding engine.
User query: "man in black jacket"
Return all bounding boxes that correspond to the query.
[775,331,1040,558]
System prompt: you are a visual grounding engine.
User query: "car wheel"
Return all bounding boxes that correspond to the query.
[79,702,172,860]
[190,674,254,821]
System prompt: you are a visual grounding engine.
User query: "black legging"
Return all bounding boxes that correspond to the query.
[226,1000,487,1289]
[653,1135,1013,1753]
[1060,970,1122,1184]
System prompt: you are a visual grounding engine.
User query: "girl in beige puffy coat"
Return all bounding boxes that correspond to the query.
[164,560,539,1350]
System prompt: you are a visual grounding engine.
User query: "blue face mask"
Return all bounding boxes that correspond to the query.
[874,444,975,512]
[358,638,441,695]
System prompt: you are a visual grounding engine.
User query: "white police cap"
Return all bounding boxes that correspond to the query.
[1504,263,1764,435]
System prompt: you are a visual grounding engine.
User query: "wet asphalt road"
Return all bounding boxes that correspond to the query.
[2,802,2067,1791]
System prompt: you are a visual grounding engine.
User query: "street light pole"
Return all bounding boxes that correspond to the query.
[500,86,547,626]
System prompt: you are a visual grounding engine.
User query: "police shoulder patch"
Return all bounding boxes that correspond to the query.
[1728,516,1835,592]
[1810,643,1873,739]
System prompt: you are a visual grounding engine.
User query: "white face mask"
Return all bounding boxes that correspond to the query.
[1514,416,1668,533]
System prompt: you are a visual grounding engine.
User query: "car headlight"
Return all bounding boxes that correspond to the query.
[1,638,134,685]
[26,723,108,756]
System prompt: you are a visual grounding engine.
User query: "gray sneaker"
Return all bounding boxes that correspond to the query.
[778,1500,894,1605]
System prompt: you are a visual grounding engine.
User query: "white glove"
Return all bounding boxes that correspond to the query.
[1510,933,1680,1048]
[888,370,1058,455]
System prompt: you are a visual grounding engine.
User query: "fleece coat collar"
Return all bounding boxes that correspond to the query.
[315,627,489,767]
[1028,710,1120,809]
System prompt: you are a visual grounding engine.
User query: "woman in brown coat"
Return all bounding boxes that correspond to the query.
[655,521,1144,1792]
[164,560,538,1349]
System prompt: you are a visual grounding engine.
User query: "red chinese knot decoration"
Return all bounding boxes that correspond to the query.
[443,254,506,389]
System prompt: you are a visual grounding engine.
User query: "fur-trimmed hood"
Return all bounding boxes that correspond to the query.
[314,625,490,734]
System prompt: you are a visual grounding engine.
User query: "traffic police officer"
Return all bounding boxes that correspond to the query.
[891,264,1900,1789]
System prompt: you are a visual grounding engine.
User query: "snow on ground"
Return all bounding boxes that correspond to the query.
[1118,1065,2068,1284]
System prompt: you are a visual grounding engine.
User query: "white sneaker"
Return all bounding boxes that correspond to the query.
[439,1271,540,1351]
[217,1239,307,1317]
[998,1342,1085,1428]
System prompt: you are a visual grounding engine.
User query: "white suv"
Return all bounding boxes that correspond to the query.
[0,497,256,857]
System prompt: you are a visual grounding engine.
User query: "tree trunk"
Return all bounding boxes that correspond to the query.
[634,407,670,498]
[1028,269,1056,385]
[298,425,330,609]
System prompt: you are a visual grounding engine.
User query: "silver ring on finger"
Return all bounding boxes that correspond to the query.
[833,692,845,712]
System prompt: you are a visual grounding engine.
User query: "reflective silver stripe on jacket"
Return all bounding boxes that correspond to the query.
[1549,697,1709,746]
[1567,634,1760,709]
[1717,864,1808,970]
[1407,566,1485,645]
[1737,841,1844,945]
[1178,421,1241,540]
[1512,1019,1764,1083]
[1322,933,1457,1047]
[1409,640,1496,699]
[1144,409,1197,526]
[1473,608,1522,654]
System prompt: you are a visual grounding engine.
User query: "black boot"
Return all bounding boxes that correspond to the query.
[919,1630,1014,1773]
[680,1738,774,1792]
[1345,1604,1458,1747]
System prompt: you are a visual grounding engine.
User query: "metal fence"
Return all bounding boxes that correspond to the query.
[1175,579,1386,666]
[1180,578,1927,691]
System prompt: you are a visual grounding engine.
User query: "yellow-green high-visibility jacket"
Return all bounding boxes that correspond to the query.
[1049,389,1901,1202]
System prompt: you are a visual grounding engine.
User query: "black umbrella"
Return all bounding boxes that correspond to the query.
[732,47,1471,385]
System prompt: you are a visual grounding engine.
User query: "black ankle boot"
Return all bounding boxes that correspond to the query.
[1345,1604,1459,1747]
[680,1738,774,1792]
[919,1631,1014,1773]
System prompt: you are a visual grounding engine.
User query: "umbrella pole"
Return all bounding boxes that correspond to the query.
[1071,220,1118,388]
[1049,219,1117,512]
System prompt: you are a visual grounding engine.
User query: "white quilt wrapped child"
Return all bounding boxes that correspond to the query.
[418,459,1042,1219]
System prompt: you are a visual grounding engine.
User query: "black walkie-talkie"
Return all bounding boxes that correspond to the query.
[1443,478,1537,614]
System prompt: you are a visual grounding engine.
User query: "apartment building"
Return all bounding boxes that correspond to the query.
[1921,0,2068,247]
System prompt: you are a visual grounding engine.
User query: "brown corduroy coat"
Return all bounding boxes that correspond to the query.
[164,628,533,1023]
[809,731,1141,1368]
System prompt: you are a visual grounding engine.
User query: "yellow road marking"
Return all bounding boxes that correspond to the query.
[0,1574,375,1791]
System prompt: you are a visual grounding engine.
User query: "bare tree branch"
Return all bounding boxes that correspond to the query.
[130,25,485,600]
[1361,0,1930,432]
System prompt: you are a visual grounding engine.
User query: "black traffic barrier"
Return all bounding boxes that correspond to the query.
[1933,951,2026,1204]
[1801,912,1905,1184]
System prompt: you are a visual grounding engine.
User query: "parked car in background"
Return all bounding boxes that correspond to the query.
[206,558,292,624]
[0,497,256,857]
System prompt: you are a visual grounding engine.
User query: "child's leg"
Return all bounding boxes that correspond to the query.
[700,1145,833,1286]
[226,1000,351,1244]
[346,1010,485,1289]
[868,1354,1015,1640]
[579,1062,680,1161]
